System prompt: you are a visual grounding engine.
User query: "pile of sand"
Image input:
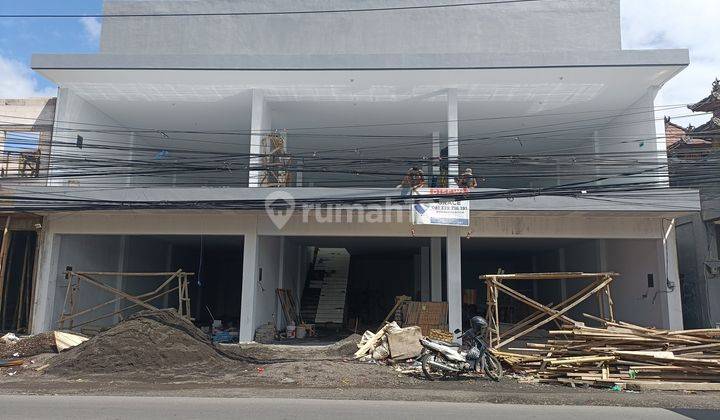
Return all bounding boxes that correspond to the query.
[48,309,227,375]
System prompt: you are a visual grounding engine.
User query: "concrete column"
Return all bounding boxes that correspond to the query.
[447,89,459,184]
[558,247,567,301]
[431,131,440,183]
[296,245,305,308]
[249,90,270,187]
[596,240,608,271]
[127,132,135,186]
[446,228,462,339]
[413,253,421,300]
[420,246,430,301]
[162,242,173,308]
[276,237,286,329]
[430,237,442,301]
[114,236,127,320]
[531,255,539,300]
[30,228,62,333]
[239,227,260,342]
[658,219,684,330]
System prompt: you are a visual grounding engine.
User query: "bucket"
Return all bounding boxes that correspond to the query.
[286,325,296,339]
[296,326,307,339]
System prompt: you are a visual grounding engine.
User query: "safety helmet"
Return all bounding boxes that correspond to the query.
[470,316,488,334]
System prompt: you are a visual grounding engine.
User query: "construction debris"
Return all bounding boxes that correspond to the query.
[387,326,423,360]
[0,330,87,359]
[497,313,720,391]
[355,322,424,362]
[53,331,89,352]
[0,359,24,368]
[254,322,277,344]
[427,329,454,343]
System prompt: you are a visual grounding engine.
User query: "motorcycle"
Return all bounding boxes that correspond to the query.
[418,316,503,381]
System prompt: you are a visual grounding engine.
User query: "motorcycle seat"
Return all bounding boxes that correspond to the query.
[426,338,460,347]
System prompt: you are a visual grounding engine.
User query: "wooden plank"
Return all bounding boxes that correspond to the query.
[545,356,616,365]
[479,272,618,281]
[54,331,89,351]
[624,381,720,391]
[73,271,195,276]
[354,324,391,358]
[0,216,12,327]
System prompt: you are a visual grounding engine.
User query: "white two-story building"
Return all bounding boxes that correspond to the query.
[6,0,699,340]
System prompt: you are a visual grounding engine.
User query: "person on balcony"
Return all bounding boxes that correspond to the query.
[455,168,478,188]
[397,166,426,190]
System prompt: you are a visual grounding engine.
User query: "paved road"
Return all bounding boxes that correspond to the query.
[0,395,720,420]
[1,395,717,419]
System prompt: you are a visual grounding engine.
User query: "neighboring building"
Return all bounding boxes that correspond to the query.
[670,81,720,329]
[0,98,55,333]
[5,0,700,340]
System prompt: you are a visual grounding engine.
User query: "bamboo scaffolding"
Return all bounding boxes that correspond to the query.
[480,272,617,349]
[57,270,194,330]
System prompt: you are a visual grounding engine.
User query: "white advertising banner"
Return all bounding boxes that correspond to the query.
[411,188,470,226]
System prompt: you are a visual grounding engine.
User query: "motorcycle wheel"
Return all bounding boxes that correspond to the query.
[482,353,503,382]
[421,353,446,381]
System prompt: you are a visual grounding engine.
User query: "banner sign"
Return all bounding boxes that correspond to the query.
[411,188,470,226]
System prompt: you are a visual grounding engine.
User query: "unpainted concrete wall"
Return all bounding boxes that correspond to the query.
[52,235,123,329]
[100,0,621,56]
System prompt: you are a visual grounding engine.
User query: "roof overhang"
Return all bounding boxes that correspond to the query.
[0,186,700,218]
[32,50,688,72]
[30,50,689,130]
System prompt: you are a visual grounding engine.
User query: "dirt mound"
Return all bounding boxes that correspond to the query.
[48,309,227,375]
[220,333,362,363]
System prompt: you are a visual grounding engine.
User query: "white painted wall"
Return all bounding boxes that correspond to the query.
[254,236,282,333]
[277,238,300,329]
[51,89,134,187]
[594,89,665,186]
[606,238,681,328]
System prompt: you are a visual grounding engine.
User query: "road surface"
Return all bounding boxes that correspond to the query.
[0,395,717,419]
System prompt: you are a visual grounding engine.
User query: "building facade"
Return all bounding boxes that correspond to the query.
[3,0,700,339]
[669,81,720,329]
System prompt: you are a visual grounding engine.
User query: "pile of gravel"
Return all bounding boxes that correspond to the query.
[48,309,227,375]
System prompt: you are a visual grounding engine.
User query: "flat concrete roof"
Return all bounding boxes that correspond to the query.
[32,49,689,71]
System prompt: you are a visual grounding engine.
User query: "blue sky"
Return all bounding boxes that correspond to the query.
[0,0,718,127]
[0,0,103,96]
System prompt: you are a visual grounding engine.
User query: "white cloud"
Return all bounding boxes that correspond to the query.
[0,55,56,98]
[621,0,720,127]
[80,17,102,42]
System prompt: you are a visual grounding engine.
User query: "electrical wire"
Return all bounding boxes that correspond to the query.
[0,0,546,19]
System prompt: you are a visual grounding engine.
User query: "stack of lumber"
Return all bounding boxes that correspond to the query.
[397,302,448,335]
[498,314,720,391]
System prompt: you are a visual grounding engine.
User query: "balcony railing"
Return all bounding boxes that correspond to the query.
[0,150,41,179]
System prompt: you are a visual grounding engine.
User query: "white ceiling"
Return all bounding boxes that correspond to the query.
[42,65,681,186]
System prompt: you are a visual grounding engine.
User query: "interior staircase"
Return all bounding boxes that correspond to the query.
[299,248,350,325]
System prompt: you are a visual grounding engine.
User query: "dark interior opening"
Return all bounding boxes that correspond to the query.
[0,231,38,333]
